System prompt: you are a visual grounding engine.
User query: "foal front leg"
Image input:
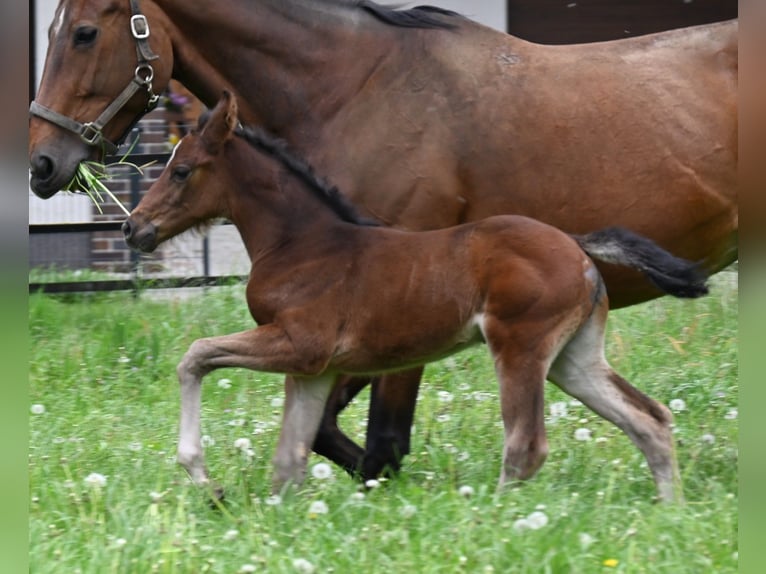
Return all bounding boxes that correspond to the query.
[175,325,328,490]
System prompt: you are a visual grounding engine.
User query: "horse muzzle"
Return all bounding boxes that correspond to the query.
[29,131,93,199]
[122,217,159,253]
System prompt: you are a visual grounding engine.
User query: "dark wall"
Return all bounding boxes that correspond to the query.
[506,0,737,43]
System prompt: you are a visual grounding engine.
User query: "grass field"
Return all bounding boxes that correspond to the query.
[28,272,738,573]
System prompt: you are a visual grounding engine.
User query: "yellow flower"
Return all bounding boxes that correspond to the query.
[603,558,619,567]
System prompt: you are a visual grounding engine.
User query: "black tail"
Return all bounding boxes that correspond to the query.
[574,227,709,298]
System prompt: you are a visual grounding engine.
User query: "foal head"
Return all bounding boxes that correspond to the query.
[123,91,240,253]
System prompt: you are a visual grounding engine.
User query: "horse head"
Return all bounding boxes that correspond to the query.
[29,0,173,198]
[123,90,238,252]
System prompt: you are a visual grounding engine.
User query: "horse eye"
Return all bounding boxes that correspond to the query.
[172,165,192,182]
[73,26,99,48]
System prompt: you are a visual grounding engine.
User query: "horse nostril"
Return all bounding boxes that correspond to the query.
[30,153,55,181]
[121,219,132,239]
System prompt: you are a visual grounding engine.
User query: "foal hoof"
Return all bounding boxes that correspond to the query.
[206,485,226,509]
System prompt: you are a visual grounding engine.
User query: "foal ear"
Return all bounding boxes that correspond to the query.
[200,90,239,154]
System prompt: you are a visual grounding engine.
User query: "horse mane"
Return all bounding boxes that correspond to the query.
[232,124,379,227]
[356,2,463,29]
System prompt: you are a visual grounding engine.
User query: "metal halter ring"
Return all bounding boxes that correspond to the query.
[134,63,155,86]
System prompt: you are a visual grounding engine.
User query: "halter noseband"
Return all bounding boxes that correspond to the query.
[29,0,161,155]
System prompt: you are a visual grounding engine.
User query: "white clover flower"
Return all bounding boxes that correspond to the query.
[222,529,239,541]
[457,451,471,462]
[400,504,417,518]
[725,408,738,420]
[233,438,252,451]
[669,398,686,412]
[436,414,451,423]
[217,378,232,389]
[526,510,549,529]
[349,492,366,502]
[201,435,215,447]
[579,532,595,549]
[308,500,329,516]
[118,355,131,364]
[293,558,315,574]
[264,495,282,506]
[549,401,567,419]
[239,565,257,574]
[365,479,380,489]
[701,433,716,444]
[574,428,592,441]
[149,491,164,503]
[458,485,475,498]
[30,404,46,415]
[437,390,454,403]
[311,462,334,480]
[84,472,107,488]
[228,419,246,427]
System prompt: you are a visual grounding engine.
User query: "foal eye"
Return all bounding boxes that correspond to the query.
[73,26,99,47]
[172,165,192,182]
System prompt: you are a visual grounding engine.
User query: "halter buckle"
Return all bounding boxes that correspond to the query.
[80,122,103,146]
[130,15,150,39]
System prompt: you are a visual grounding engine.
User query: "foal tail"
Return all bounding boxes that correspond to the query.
[574,227,709,298]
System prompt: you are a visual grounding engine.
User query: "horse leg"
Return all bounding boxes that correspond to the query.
[272,375,337,493]
[174,325,332,492]
[548,300,682,503]
[483,319,550,487]
[362,367,424,479]
[312,374,372,476]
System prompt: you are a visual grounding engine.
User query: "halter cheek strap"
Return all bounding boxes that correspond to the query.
[29,0,160,154]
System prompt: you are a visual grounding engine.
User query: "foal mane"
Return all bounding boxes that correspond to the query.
[233,125,379,227]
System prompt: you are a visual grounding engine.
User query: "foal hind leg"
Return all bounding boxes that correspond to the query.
[484,320,551,487]
[548,301,681,502]
[312,374,372,476]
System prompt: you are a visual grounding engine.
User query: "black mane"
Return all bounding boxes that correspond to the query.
[357,1,462,30]
[233,125,379,227]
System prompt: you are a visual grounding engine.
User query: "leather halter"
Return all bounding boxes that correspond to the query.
[29,0,161,154]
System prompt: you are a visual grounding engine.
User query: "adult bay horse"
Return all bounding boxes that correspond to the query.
[123,92,708,501]
[29,0,738,478]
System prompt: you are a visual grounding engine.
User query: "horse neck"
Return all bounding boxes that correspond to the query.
[156,0,397,137]
[223,141,350,262]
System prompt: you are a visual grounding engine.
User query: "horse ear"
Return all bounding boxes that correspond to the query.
[200,90,239,154]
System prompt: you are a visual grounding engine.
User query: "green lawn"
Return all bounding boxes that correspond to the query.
[28,272,738,573]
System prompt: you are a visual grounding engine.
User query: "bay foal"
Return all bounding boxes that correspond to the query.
[123,93,708,501]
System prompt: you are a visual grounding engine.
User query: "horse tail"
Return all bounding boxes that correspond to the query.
[574,227,709,299]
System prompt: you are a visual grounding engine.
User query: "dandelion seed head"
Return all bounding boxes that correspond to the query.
[239,565,257,574]
[725,408,738,420]
[574,428,592,441]
[293,558,315,574]
[84,472,107,488]
[549,401,567,419]
[437,390,454,403]
[30,404,46,415]
[308,500,329,517]
[669,398,686,412]
[222,529,239,541]
[264,495,282,506]
[233,438,252,451]
[350,492,366,502]
[579,532,595,548]
[217,378,232,389]
[701,433,715,444]
[458,485,475,498]
[512,518,531,532]
[401,504,417,518]
[311,462,333,480]
[526,510,549,529]
[201,435,215,447]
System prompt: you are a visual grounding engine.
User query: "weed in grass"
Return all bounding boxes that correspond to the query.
[29,273,737,573]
